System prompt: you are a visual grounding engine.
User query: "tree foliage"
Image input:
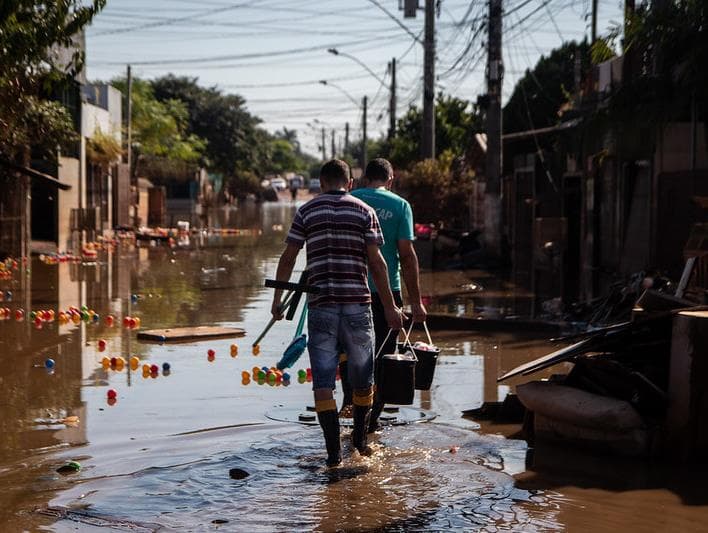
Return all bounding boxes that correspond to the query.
[364,94,481,169]
[149,75,316,196]
[604,0,707,129]
[111,77,205,167]
[503,40,590,135]
[0,0,105,161]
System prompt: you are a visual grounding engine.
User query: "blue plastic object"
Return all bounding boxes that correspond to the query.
[45,358,55,369]
[276,303,308,370]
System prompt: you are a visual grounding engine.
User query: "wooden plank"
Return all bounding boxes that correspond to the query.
[137,326,246,343]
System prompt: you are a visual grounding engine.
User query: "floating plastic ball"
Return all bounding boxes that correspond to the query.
[162,362,170,372]
[131,294,138,304]
[93,313,100,324]
[252,344,260,356]
[98,339,107,352]
[282,372,291,381]
[241,371,250,380]
[4,291,11,302]
[133,317,141,328]
[297,369,306,379]
[115,357,125,371]
[142,363,150,373]
[107,389,117,399]
[45,358,55,369]
[130,356,140,370]
[230,344,238,357]
[15,309,24,321]
[29,310,37,321]
[33,316,42,329]
[207,349,215,357]
[110,357,117,367]
[101,356,110,369]
[150,364,159,374]
[105,315,115,327]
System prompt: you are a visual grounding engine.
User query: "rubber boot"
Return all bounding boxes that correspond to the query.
[317,410,342,467]
[338,355,353,417]
[367,399,385,434]
[351,405,373,456]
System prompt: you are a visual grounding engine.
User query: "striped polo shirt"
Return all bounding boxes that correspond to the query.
[285,191,384,307]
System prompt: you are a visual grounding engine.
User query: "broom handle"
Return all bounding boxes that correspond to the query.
[294,301,308,337]
[251,290,296,347]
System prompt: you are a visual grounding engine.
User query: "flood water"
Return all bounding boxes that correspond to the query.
[1,202,708,532]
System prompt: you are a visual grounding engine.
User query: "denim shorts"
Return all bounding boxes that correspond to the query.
[307,304,374,390]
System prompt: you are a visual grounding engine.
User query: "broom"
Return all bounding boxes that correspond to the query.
[276,301,308,370]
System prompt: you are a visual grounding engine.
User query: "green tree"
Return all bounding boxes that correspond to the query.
[150,75,265,177]
[503,40,590,135]
[111,78,205,166]
[0,0,105,162]
[360,94,481,169]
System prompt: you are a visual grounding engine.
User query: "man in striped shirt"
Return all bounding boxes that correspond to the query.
[272,159,403,467]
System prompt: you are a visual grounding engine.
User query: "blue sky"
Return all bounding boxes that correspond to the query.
[86,0,624,156]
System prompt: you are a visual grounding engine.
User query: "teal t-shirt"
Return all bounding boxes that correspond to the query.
[351,187,414,292]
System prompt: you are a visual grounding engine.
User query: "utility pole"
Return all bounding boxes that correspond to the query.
[126,64,134,227]
[362,96,368,170]
[345,122,350,154]
[484,0,503,255]
[126,65,132,171]
[331,129,336,159]
[422,0,436,159]
[321,127,326,161]
[591,0,598,42]
[388,58,397,140]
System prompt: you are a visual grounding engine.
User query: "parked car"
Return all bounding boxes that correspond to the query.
[270,177,287,191]
[308,178,321,193]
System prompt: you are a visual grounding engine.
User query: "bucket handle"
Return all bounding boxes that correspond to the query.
[405,321,434,346]
[375,326,413,359]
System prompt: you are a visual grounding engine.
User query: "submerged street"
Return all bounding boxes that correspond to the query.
[0,203,705,531]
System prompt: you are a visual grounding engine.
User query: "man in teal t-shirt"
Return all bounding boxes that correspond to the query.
[339,158,427,432]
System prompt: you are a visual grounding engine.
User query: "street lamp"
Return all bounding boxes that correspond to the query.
[327,48,387,86]
[318,80,360,109]
[318,81,368,169]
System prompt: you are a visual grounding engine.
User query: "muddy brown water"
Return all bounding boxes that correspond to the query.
[1,202,707,532]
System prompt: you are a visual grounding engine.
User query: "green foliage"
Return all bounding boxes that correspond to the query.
[86,129,122,169]
[503,40,590,134]
[396,151,475,227]
[149,76,317,196]
[227,170,261,200]
[0,0,105,161]
[615,0,707,123]
[368,95,481,169]
[111,77,205,166]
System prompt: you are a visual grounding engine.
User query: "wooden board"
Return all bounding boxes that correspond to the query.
[137,326,245,343]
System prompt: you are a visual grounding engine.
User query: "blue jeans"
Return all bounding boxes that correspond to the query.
[308,304,374,390]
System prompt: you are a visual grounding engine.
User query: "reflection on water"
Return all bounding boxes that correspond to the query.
[0,202,707,531]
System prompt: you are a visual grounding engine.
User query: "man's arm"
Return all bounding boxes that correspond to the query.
[271,243,300,320]
[398,239,427,323]
[367,244,403,330]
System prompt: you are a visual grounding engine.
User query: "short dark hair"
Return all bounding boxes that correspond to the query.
[364,158,393,183]
[319,159,351,187]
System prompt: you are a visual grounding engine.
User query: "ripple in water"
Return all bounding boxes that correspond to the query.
[50,423,563,532]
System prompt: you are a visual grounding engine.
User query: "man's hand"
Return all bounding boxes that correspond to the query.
[271,297,285,320]
[384,304,404,330]
[411,301,427,323]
